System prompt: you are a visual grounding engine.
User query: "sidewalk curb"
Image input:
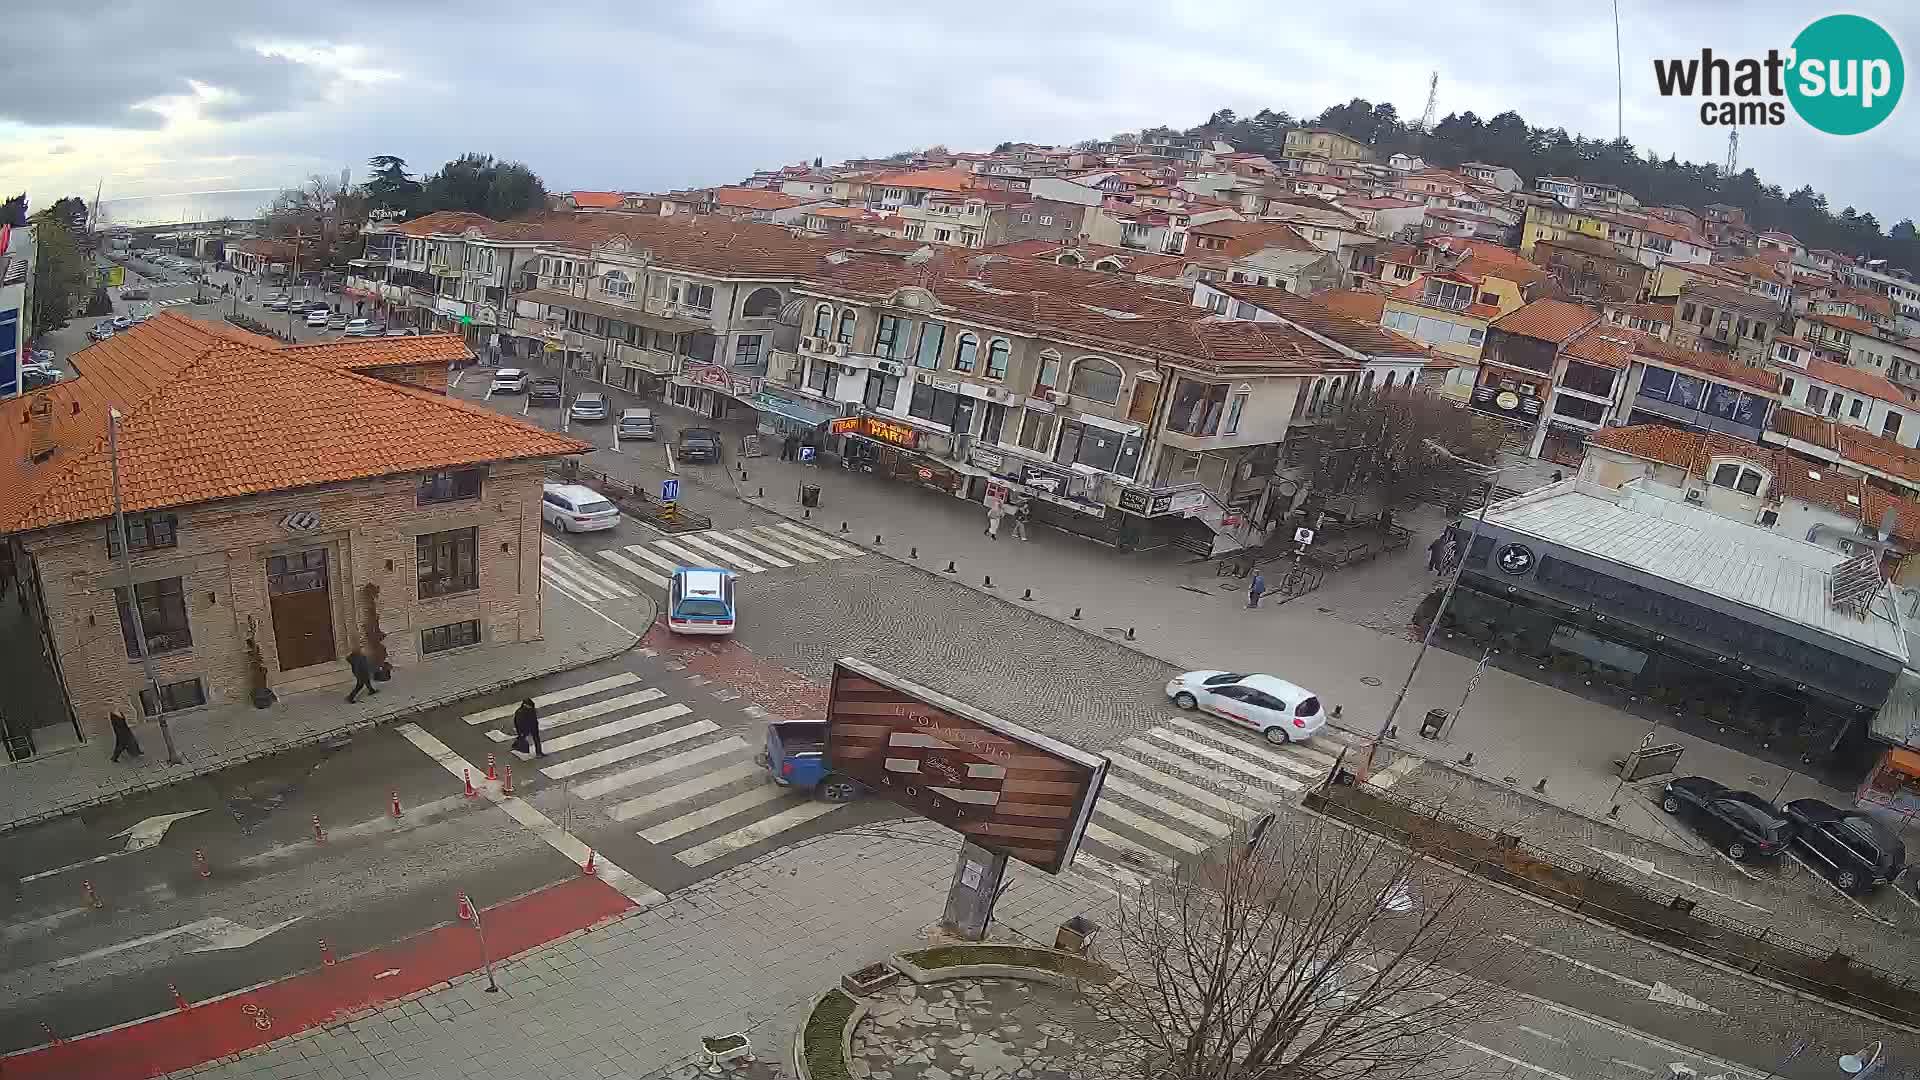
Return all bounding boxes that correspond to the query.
[0,629,643,838]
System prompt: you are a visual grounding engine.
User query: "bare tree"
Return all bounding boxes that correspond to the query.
[1298,387,1510,514]
[1074,818,1514,1080]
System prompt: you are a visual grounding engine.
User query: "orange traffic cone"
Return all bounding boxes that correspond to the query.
[463,769,476,798]
[582,849,597,877]
[485,753,497,781]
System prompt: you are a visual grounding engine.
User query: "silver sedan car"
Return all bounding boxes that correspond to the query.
[569,392,610,422]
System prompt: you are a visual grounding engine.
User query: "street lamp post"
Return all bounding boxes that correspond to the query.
[108,409,180,765]
[1348,441,1501,783]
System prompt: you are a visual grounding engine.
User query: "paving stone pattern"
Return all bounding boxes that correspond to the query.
[852,978,1129,1080]
[167,819,1109,1080]
[0,597,642,833]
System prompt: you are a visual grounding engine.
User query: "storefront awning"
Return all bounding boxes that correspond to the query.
[515,288,705,333]
[751,393,838,428]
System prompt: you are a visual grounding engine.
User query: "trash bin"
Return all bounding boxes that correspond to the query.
[1055,915,1099,955]
[1419,708,1447,739]
[799,483,821,508]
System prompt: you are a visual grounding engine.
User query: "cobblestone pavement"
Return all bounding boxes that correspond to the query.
[851,978,1126,1080]
[166,819,1108,1080]
[0,593,640,833]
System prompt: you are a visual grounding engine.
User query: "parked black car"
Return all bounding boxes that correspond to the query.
[677,426,722,463]
[528,377,562,405]
[1783,799,1906,893]
[1660,776,1789,861]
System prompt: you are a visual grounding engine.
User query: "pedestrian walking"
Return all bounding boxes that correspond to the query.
[109,712,144,762]
[345,646,379,703]
[985,501,1006,541]
[781,433,799,462]
[510,699,544,758]
[1427,534,1448,574]
[1247,569,1267,609]
[1011,499,1032,541]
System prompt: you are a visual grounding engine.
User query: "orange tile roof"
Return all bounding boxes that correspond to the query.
[277,334,472,371]
[1562,325,1658,370]
[1637,340,1781,392]
[713,187,807,211]
[1489,299,1599,344]
[1586,424,1705,469]
[1314,289,1387,323]
[868,167,974,193]
[1803,311,1877,336]
[0,313,589,535]
[567,191,624,209]
[1213,283,1425,356]
[1806,357,1910,403]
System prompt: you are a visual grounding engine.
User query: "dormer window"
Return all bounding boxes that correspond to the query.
[1709,457,1768,497]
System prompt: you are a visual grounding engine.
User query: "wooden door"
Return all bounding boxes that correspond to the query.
[268,548,336,671]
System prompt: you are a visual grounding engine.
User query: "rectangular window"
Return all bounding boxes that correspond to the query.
[1224,392,1247,435]
[416,468,484,506]
[733,334,764,367]
[1806,385,1828,413]
[107,511,179,557]
[422,619,481,655]
[1850,398,1865,419]
[117,577,191,657]
[864,372,900,411]
[1168,379,1228,435]
[875,315,908,360]
[907,382,960,428]
[914,322,945,369]
[417,527,479,599]
[1017,409,1056,453]
[139,676,206,717]
[807,359,831,393]
[680,283,714,311]
[1885,413,1903,438]
[1053,419,1142,478]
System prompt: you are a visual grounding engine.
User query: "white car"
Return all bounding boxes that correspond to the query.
[490,368,528,394]
[344,318,376,336]
[541,483,619,532]
[305,309,330,327]
[1165,671,1326,745]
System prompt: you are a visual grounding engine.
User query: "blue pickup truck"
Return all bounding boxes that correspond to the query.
[760,720,860,802]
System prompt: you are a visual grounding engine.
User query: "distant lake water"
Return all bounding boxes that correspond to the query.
[98,189,276,227]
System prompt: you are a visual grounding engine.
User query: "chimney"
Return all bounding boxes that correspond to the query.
[25,395,54,463]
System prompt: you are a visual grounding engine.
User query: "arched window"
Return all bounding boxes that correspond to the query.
[1308,379,1325,415]
[742,287,782,317]
[1362,371,1376,395]
[836,309,856,345]
[954,334,979,374]
[1034,348,1060,390]
[1093,258,1123,272]
[1382,371,1397,392]
[811,304,833,338]
[1069,356,1124,403]
[986,339,1011,380]
[1057,253,1083,266]
[600,269,632,299]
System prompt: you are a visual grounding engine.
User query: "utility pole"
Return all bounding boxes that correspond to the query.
[286,228,302,340]
[109,409,180,765]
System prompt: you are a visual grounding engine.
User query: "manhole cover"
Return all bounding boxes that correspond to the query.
[1360,676,1382,686]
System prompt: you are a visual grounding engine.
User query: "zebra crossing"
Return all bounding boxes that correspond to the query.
[460,671,848,868]
[539,522,865,605]
[151,297,196,307]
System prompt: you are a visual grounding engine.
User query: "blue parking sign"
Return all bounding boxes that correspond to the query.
[800,446,816,464]
[661,478,680,502]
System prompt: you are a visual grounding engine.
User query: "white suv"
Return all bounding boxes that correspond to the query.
[490,368,528,394]
[541,484,620,533]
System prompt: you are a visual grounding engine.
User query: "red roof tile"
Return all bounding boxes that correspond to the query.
[713,187,808,211]
[567,191,624,209]
[1806,358,1910,403]
[1489,299,1599,344]
[867,168,974,193]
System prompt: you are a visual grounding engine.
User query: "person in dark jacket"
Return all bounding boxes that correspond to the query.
[510,699,544,757]
[346,646,378,703]
[110,712,144,762]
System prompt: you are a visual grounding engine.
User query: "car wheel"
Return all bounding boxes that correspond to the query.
[1173,692,1197,710]
[1834,869,1860,892]
[1726,841,1748,861]
[819,778,857,803]
[1263,727,1291,746]
[1661,796,1681,814]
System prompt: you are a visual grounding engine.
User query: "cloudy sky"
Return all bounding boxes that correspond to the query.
[1,0,1915,226]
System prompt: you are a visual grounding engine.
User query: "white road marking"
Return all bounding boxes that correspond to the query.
[1366,755,1423,790]
[541,557,612,600]
[639,785,786,842]
[483,689,667,742]
[1890,877,1920,913]
[20,809,210,882]
[1446,1035,1576,1080]
[1784,849,1895,925]
[1118,739,1275,804]
[1161,717,1325,779]
[698,530,791,568]
[50,917,301,969]
[1094,802,1209,853]
[539,570,600,607]
[191,916,305,953]
[674,800,845,866]
[597,549,670,589]
[654,538,722,568]
[734,527,818,563]
[623,544,685,576]
[567,726,727,797]
[464,673,641,725]
[768,522,861,557]
[1068,851,1154,896]
[1082,822,1175,872]
[396,723,662,908]
[1107,753,1261,820]
[1608,1060,1656,1075]
[1585,847,1773,913]
[542,726,734,782]
[675,534,765,572]
[1709,845,1764,880]
[1100,777,1232,836]
[1499,935,1721,1013]
[374,969,402,980]
[1144,730,1302,791]
[524,704,692,754]
[542,555,634,598]
[1515,1025,1566,1045]
[609,761,764,822]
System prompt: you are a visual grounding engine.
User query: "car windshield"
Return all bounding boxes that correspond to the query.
[676,598,730,618]
[1203,672,1246,686]
[576,500,615,515]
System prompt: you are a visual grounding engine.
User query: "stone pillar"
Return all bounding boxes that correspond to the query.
[941,840,1008,942]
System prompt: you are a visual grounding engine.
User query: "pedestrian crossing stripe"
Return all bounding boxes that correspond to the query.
[727,528,817,563]
[697,530,791,568]
[484,688,665,740]
[540,723,727,781]
[541,554,635,600]
[597,549,669,589]
[543,524,867,603]
[671,800,844,866]
[674,533,765,572]
[463,672,642,725]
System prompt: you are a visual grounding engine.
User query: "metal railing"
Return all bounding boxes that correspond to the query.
[1306,781,1920,1026]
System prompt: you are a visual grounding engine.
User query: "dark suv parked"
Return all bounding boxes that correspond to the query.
[1660,776,1789,861]
[677,426,721,463]
[1784,799,1907,893]
[528,377,562,405]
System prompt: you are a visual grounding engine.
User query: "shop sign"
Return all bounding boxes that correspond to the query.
[931,378,960,392]
[969,446,1005,473]
[915,465,935,482]
[1168,489,1210,516]
[829,416,863,436]
[834,415,920,449]
[1496,542,1536,576]
[686,364,730,389]
[1118,488,1152,515]
[435,296,469,317]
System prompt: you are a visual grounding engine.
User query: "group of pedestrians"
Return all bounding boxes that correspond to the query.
[984,498,1032,542]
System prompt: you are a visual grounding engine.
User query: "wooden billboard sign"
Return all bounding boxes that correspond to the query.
[824,659,1107,875]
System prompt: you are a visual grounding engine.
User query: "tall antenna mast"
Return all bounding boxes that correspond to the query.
[1724,129,1739,175]
[1613,0,1624,141]
[1418,71,1440,132]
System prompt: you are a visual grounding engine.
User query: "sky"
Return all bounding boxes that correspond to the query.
[1,0,1916,228]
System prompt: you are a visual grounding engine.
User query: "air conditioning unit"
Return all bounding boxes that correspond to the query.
[831,343,848,357]
[916,372,932,384]
[874,359,906,377]
[1046,390,1070,405]
[1684,488,1704,504]
[983,386,1007,401]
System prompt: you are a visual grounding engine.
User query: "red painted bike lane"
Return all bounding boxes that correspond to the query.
[3,876,635,1080]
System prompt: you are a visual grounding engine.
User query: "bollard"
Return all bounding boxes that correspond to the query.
[757,487,764,499]
[41,1020,59,1045]
[1331,704,1343,719]
[984,575,993,588]
[193,848,211,879]
[503,764,515,797]
[1460,752,1475,767]
[1070,607,1082,620]
[464,769,477,798]
[1532,778,1548,794]
[803,508,810,519]
[320,938,336,966]
[874,535,882,546]
[840,521,849,534]
[1125,627,1137,641]
[1385,725,1399,740]
[312,815,327,844]
[1021,588,1033,601]
[486,753,497,781]
[738,467,748,481]
[909,547,917,559]
[582,849,598,877]
[390,790,403,818]
[944,560,956,573]
[169,982,190,1012]
[82,879,103,909]
[1606,804,1621,819]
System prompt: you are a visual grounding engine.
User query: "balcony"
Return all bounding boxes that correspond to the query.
[616,343,678,375]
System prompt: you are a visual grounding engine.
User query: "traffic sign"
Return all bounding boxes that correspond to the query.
[1294,526,1316,545]
[661,478,680,502]
[800,446,816,465]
